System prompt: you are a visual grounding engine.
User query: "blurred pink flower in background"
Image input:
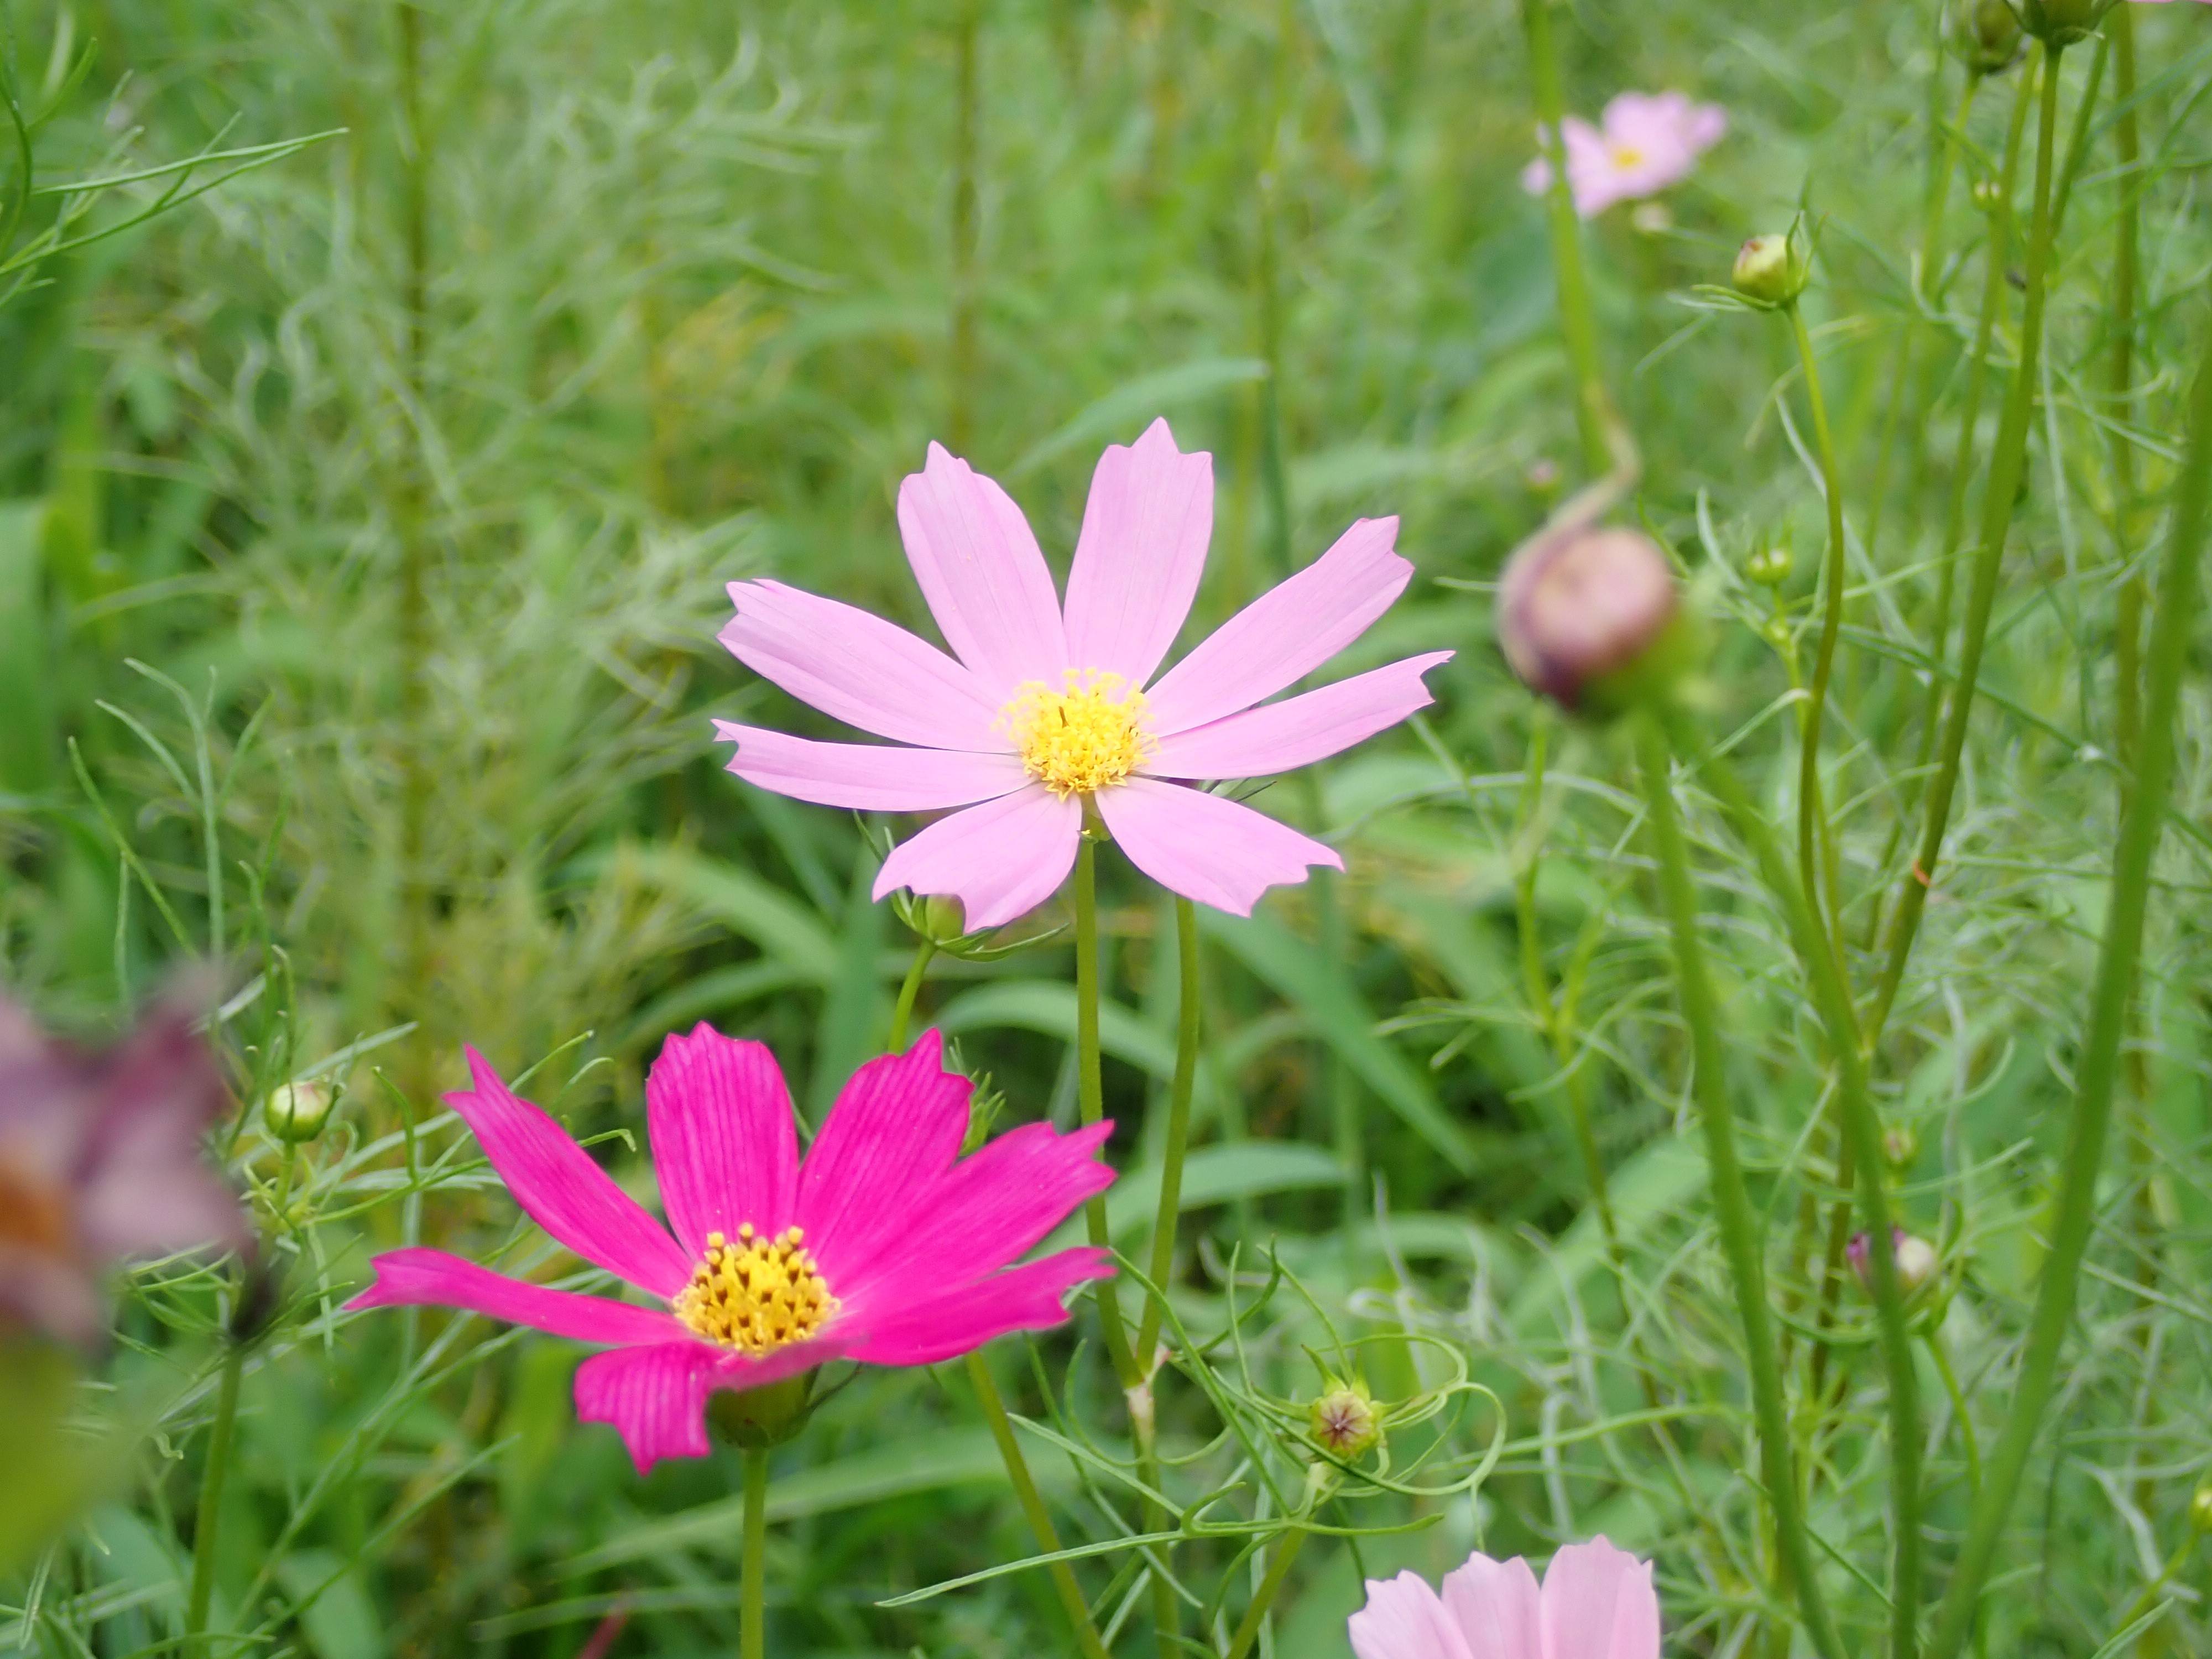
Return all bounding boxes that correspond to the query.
[1349,1537,1658,1659]
[716,419,1450,926]
[1522,92,1728,218]
[0,990,244,1347]
[349,1029,1113,1473]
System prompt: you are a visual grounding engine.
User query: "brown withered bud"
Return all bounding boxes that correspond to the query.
[1497,524,1681,714]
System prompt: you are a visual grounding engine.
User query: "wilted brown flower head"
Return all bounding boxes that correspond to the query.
[0,990,246,1347]
[1496,524,1679,712]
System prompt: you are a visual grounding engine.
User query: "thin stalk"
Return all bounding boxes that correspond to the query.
[1923,288,2212,1659]
[966,1352,1115,1659]
[1224,1525,1308,1659]
[1785,299,1851,987]
[1927,1328,1983,1500]
[184,1344,246,1659]
[1630,712,1845,1659]
[1075,838,1140,1388]
[741,1447,768,1659]
[1135,896,1201,1365]
[887,938,936,1052]
[2109,6,2143,779]
[393,0,433,1082]
[1255,0,1295,578]
[1519,0,1611,477]
[1868,41,2067,1046]
[947,0,980,454]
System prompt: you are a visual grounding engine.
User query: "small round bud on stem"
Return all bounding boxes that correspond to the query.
[2191,1479,2212,1535]
[264,1079,335,1144]
[1971,178,2004,213]
[1308,1378,1382,1461]
[921,894,967,947]
[1498,525,1684,716]
[1849,1228,1939,1297]
[1882,1124,1922,1173]
[1733,233,1810,308]
[1745,545,1792,587]
[2012,0,2114,45]
[1948,0,2024,75]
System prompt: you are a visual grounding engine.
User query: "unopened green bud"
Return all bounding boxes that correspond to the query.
[2191,1480,2212,1534]
[1849,1229,1940,1297]
[921,894,967,946]
[1948,0,2024,75]
[1308,1379,1382,1461]
[1745,545,1792,587]
[265,1079,335,1142]
[2012,0,2115,45]
[1732,233,1810,308]
[1882,1124,1922,1173]
[1497,525,1688,717]
[1971,178,2004,213]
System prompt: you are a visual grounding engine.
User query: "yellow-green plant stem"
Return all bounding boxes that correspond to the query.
[1926,1329,1982,1501]
[887,938,935,1051]
[184,1344,246,1659]
[1659,713,1924,1659]
[946,0,980,455]
[1630,712,1846,1659]
[1075,838,1141,1389]
[1923,295,2212,1659]
[2109,7,2143,778]
[1868,41,2067,1046]
[1224,1525,1307,1659]
[1519,0,1611,477]
[1135,895,1202,1365]
[966,1352,1115,1659]
[741,1447,768,1659]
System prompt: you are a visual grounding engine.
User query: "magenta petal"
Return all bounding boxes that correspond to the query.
[1439,1554,1543,1659]
[837,1119,1115,1298]
[345,1247,687,1345]
[573,1343,717,1474]
[646,1025,801,1257]
[1349,1571,1477,1659]
[872,786,1081,930]
[1146,652,1452,780]
[444,1048,692,1296]
[896,443,1068,697]
[712,722,1026,812]
[719,579,1003,750]
[1145,516,1411,733]
[796,1032,972,1290]
[846,1246,1112,1366]
[1095,778,1340,916]
[1539,1538,1659,1659]
[1063,418,1213,686]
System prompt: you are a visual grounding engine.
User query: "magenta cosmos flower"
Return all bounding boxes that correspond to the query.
[346,1028,1113,1473]
[1522,92,1727,219]
[1349,1538,1658,1659]
[714,419,1451,927]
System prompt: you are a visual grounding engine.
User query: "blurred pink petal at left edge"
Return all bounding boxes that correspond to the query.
[1350,1536,1659,1659]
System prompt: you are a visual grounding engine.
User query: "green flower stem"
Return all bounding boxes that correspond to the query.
[1075,837,1141,1390]
[965,1352,1115,1659]
[1923,288,2212,1659]
[1784,298,1851,987]
[1519,0,1611,478]
[2109,6,2143,778]
[1224,1524,1308,1659]
[1926,1328,1982,1501]
[1629,711,1846,1659]
[1656,712,1924,1659]
[741,1447,768,1659]
[393,0,434,1095]
[1135,895,1201,1365]
[1868,40,2067,1046]
[184,1343,246,1659]
[886,938,936,1051]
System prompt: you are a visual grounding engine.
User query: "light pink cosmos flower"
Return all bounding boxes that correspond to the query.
[1522,92,1728,219]
[346,1027,1113,1473]
[715,419,1451,927]
[1349,1537,1658,1659]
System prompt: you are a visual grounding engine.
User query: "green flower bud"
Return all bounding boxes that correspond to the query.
[2011,0,2116,46]
[1308,1378,1382,1461]
[708,1371,817,1450]
[1732,233,1810,308]
[1497,524,1690,717]
[1849,1229,1940,1297]
[1971,178,2004,214]
[921,894,967,945]
[2191,1479,2212,1534]
[1745,545,1792,587]
[1882,1123,1922,1173]
[1948,0,2024,75]
[264,1079,335,1143]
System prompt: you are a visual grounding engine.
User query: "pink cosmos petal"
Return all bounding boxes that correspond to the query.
[1439,1554,1543,1659]
[711,721,1027,812]
[837,1119,1115,1300]
[719,579,1003,750]
[574,1343,717,1475]
[1145,651,1452,780]
[1349,1571,1477,1659]
[1094,778,1340,917]
[345,1247,687,1347]
[845,1246,1113,1366]
[1063,418,1214,686]
[797,1032,973,1290]
[1144,516,1410,733]
[896,442,1069,697]
[445,1048,691,1297]
[872,785,1082,930]
[1539,1538,1660,1659]
[1520,116,1603,203]
[646,1025,800,1258]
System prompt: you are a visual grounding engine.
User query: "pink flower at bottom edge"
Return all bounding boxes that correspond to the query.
[1523,90,1727,218]
[1349,1537,1659,1659]
[714,418,1452,929]
[345,1026,1114,1474]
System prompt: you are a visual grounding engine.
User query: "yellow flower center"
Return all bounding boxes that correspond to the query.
[1609,143,1646,169]
[1000,670,1152,798]
[671,1223,838,1355]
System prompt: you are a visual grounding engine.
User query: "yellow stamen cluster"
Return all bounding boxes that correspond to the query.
[671,1223,838,1355]
[1609,144,1647,169]
[1000,670,1152,798]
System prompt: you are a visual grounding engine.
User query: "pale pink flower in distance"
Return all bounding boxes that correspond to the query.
[1349,1537,1658,1659]
[1522,92,1728,219]
[715,419,1451,928]
[347,1028,1113,1473]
